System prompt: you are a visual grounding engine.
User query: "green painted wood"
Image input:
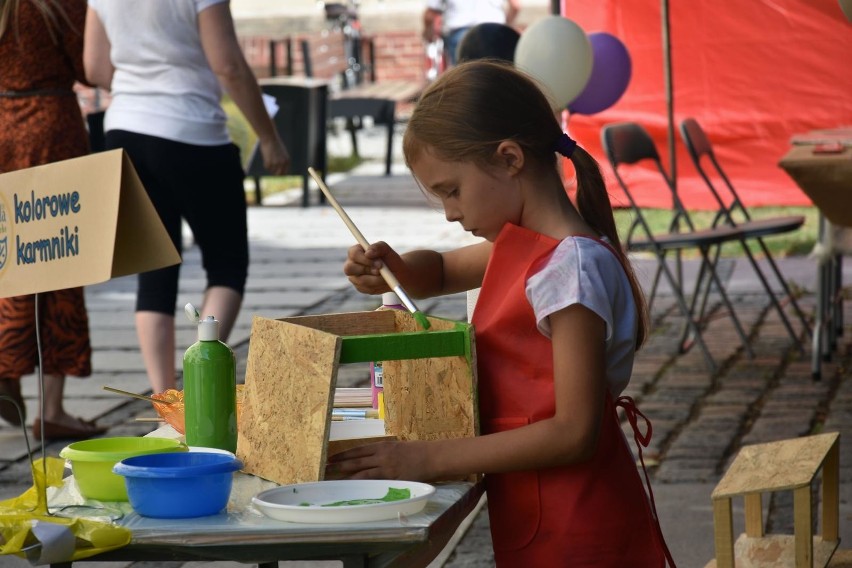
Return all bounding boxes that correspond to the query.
[339,328,468,363]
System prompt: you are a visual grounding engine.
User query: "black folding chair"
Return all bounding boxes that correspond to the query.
[601,122,755,372]
[679,118,810,351]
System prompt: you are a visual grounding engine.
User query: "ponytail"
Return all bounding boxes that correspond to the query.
[571,146,649,349]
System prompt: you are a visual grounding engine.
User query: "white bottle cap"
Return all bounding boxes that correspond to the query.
[198,316,220,341]
[382,291,402,306]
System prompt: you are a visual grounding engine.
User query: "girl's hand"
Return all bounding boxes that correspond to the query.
[326,441,432,481]
[343,241,405,294]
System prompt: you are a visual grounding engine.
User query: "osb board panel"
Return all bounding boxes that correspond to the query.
[383,311,478,443]
[280,310,396,337]
[713,433,839,498]
[704,534,838,568]
[828,549,852,567]
[237,316,340,485]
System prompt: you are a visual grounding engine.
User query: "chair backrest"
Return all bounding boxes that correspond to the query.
[602,121,662,168]
[679,117,751,223]
[601,122,694,234]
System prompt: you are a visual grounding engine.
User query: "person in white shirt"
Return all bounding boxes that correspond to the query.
[423,0,520,66]
[84,0,289,394]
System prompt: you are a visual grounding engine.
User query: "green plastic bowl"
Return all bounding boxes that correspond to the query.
[60,437,187,501]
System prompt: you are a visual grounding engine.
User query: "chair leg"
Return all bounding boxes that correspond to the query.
[382,101,396,176]
[647,260,663,314]
[701,247,755,359]
[757,237,812,339]
[347,117,360,158]
[302,172,310,207]
[679,252,712,353]
[833,256,843,338]
[694,246,722,324]
[655,251,718,372]
[254,176,263,206]
[739,240,804,354]
[384,118,394,176]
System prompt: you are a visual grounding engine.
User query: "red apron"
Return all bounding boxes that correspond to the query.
[471,223,671,567]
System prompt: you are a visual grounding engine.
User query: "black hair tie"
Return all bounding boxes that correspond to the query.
[553,132,577,158]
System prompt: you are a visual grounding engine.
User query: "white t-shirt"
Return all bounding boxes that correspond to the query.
[426,0,507,32]
[88,0,231,146]
[525,236,638,396]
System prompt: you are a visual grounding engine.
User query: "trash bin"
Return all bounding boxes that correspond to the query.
[247,77,329,207]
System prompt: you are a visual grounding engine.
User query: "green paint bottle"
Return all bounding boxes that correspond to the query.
[183,311,237,453]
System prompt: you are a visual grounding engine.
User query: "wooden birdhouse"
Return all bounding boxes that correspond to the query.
[236,310,478,485]
[706,432,840,568]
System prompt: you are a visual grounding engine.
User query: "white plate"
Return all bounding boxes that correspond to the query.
[252,480,435,524]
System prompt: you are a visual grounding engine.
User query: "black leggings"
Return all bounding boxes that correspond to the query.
[106,130,248,314]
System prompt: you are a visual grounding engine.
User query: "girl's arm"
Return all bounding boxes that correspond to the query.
[83,7,114,90]
[198,3,290,175]
[328,303,607,480]
[344,241,492,298]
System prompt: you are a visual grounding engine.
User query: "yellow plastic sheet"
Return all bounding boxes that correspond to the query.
[0,457,130,564]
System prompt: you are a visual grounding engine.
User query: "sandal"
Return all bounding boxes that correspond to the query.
[32,417,108,441]
[0,378,25,426]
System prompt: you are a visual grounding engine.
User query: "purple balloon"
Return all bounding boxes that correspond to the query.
[567,32,632,115]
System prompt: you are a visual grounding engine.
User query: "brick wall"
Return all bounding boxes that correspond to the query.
[77,29,428,115]
[368,31,426,84]
[239,29,428,85]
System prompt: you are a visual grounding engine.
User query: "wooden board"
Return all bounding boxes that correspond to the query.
[704,534,839,568]
[712,432,839,499]
[277,310,396,337]
[383,311,478,443]
[237,315,341,484]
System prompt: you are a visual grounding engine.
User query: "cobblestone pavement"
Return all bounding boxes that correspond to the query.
[2,127,851,568]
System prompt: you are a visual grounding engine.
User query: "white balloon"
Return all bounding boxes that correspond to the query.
[514,16,593,111]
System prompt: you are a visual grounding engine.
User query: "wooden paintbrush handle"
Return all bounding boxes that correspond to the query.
[308,167,401,287]
[308,168,371,248]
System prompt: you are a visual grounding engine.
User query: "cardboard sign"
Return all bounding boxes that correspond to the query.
[0,149,180,298]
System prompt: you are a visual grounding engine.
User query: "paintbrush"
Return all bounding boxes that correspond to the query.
[103,386,174,405]
[307,167,431,330]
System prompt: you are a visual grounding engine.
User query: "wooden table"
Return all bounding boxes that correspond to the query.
[46,473,485,568]
[779,141,852,379]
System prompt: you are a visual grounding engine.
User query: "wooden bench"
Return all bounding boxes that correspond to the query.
[298,29,425,175]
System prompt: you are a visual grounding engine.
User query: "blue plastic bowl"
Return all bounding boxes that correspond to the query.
[113,452,243,518]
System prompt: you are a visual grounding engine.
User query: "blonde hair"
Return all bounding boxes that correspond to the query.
[0,0,73,43]
[403,60,649,347]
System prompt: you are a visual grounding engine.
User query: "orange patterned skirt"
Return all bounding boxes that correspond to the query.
[0,289,92,380]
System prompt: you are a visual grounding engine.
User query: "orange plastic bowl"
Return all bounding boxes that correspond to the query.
[151,385,244,435]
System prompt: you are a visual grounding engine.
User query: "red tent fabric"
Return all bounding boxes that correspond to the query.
[560,0,852,210]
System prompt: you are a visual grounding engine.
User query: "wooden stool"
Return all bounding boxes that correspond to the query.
[707,432,840,567]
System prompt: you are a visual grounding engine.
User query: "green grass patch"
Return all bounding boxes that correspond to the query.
[613,206,819,258]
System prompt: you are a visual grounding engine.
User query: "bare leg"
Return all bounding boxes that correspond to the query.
[40,373,69,423]
[200,286,242,342]
[136,311,177,393]
[37,373,98,428]
[34,373,106,437]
